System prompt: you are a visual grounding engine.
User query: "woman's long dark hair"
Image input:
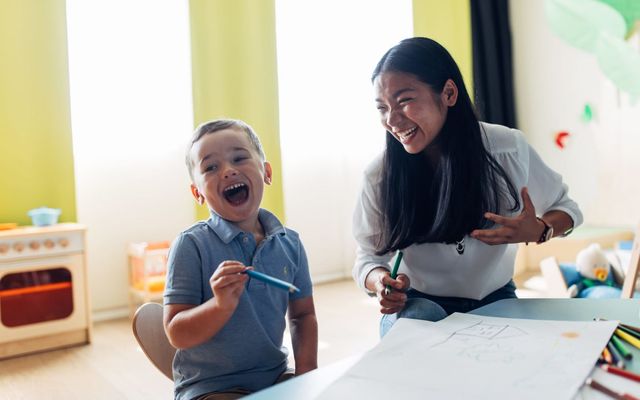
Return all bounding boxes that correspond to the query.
[373,37,520,255]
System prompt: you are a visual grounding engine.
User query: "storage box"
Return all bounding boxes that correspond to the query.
[514,225,634,276]
[127,241,170,313]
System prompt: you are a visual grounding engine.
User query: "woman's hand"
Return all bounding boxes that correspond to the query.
[366,267,410,314]
[470,187,544,245]
[209,260,249,312]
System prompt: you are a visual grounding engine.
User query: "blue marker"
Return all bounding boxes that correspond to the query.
[245,269,300,293]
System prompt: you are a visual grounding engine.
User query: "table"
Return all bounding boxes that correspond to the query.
[246,299,640,399]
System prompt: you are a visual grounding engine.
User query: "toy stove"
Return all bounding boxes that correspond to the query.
[0,223,91,359]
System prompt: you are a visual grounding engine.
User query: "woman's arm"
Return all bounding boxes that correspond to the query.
[288,296,318,375]
[352,161,395,290]
[538,209,575,240]
[471,187,574,245]
[471,131,581,245]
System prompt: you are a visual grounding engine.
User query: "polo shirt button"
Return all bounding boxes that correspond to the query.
[243,237,248,243]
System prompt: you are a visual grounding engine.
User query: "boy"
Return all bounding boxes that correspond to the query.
[164,119,318,400]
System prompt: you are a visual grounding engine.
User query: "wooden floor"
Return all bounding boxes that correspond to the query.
[0,279,380,400]
[0,277,541,399]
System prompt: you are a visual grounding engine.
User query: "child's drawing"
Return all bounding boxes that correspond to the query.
[317,313,618,400]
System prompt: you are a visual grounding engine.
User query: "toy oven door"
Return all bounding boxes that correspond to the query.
[0,254,89,359]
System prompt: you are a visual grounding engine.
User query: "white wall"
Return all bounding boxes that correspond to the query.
[275,0,413,282]
[66,1,195,316]
[510,0,640,228]
[64,0,640,316]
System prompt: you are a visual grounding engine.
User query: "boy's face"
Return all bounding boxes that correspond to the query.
[189,128,272,228]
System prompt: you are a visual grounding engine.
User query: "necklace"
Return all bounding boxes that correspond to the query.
[455,237,465,255]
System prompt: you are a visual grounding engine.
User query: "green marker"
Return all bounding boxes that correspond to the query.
[582,103,594,123]
[384,251,403,296]
[611,334,633,360]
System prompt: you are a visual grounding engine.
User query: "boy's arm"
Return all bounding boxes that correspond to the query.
[164,301,232,349]
[288,296,318,375]
[164,261,249,349]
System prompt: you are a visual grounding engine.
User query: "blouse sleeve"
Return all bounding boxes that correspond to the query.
[352,159,393,291]
[519,132,583,229]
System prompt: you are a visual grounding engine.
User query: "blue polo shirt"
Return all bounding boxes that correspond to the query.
[164,209,313,400]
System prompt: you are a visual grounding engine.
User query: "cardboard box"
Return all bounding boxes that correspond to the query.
[514,225,634,276]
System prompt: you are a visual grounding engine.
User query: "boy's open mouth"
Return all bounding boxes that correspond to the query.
[223,182,249,205]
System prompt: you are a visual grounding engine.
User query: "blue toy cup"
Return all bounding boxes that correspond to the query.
[27,207,61,226]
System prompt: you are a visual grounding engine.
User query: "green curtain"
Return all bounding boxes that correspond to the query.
[412,0,474,99]
[189,0,284,222]
[0,0,76,226]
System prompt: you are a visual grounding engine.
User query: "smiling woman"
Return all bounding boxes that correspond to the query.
[373,71,455,155]
[353,37,583,338]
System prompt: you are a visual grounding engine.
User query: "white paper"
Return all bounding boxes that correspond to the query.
[318,313,618,400]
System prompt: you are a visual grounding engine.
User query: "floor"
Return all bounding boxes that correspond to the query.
[0,279,381,400]
[0,277,543,400]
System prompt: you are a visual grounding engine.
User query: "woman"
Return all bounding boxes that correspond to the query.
[352,37,582,337]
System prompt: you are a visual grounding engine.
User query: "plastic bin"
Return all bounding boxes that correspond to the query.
[127,241,170,314]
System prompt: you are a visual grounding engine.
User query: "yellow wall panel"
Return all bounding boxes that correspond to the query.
[189,0,284,222]
[0,0,76,225]
[412,0,474,98]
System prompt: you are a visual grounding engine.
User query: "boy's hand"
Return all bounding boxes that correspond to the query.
[209,260,249,312]
[165,261,249,349]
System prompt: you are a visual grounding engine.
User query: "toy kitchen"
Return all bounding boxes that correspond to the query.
[0,223,91,359]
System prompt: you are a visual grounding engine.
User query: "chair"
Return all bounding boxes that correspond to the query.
[132,302,176,380]
[621,221,640,299]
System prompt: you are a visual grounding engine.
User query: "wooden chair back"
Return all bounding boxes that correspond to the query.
[132,302,176,380]
[621,222,640,299]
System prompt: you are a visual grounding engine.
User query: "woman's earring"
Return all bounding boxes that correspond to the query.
[446,88,454,100]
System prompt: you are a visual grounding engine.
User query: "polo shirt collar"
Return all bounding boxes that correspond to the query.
[206,208,286,244]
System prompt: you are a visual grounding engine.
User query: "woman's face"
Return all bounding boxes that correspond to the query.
[374,71,457,155]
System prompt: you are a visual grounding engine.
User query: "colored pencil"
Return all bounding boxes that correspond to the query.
[245,269,300,293]
[384,251,404,296]
[585,378,640,400]
[611,335,634,360]
[616,329,640,350]
[601,364,640,383]
[620,322,640,335]
[602,346,614,365]
[619,325,640,340]
[607,341,626,369]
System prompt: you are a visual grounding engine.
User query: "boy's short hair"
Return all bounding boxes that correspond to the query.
[186,119,266,182]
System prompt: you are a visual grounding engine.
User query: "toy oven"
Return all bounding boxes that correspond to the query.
[0,224,91,359]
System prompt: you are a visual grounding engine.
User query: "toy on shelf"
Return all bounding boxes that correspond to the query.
[565,244,620,298]
[540,241,639,299]
[128,241,170,314]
